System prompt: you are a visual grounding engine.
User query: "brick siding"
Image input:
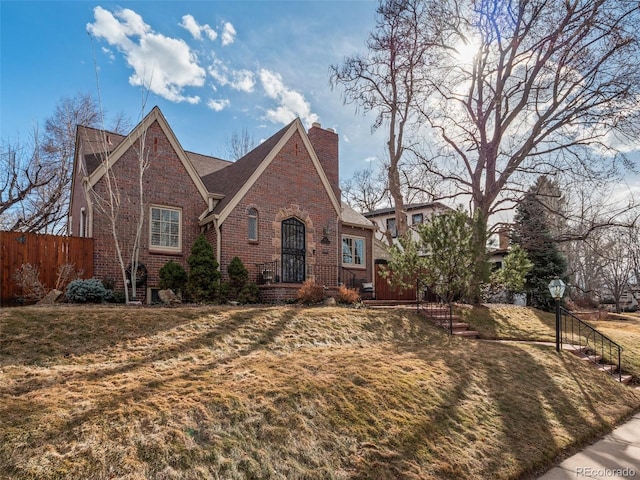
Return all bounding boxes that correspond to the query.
[217,130,340,286]
[90,120,207,301]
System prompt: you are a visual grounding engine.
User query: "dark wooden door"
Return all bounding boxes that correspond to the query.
[281,218,306,283]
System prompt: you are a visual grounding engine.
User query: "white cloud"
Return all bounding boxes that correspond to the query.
[101,46,115,61]
[231,70,256,93]
[87,6,205,104]
[180,14,217,41]
[207,98,231,111]
[208,59,255,93]
[259,69,319,127]
[221,21,236,46]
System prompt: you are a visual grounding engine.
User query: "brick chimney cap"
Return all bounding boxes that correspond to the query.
[311,122,322,129]
[326,127,335,133]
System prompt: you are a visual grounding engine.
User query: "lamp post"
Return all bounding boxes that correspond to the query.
[548,278,566,352]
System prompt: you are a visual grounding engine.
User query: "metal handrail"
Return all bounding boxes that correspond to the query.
[255,261,360,289]
[256,261,280,285]
[417,279,453,335]
[559,306,623,382]
[339,267,357,289]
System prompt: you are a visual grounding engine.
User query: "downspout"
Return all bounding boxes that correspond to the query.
[336,213,341,284]
[214,214,222,272]
[369,229,374,294]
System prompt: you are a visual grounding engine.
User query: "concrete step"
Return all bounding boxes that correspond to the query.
[364,300,416,306]
[452,330,479,338]
[428,313,461,320]
[617,374,633,384]
[597,364,618,373]
[580,355,603,363]
[435,322,470,330]
[565,344,589,354]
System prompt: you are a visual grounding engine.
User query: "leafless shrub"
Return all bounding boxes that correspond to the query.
[297,280,325,304]
[55,263,83,291]
[13,263,46,301]
[336,285,361,304]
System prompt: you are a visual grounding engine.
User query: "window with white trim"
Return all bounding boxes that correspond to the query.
[342,235,366,267]
[386,218,397,238]
[150,206,181,252]
[248,207,258,241]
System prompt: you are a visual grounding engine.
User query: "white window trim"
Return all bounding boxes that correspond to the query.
[149,205,182,253]
[342,234,366,269]
[248,207,259,242]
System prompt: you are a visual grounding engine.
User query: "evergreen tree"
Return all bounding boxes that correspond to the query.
[186,234,220,302]
[221,256,260,304]
[158,260,188,293]
[386,208,483,303]
[491,244,534,301]
[512,189,568,311]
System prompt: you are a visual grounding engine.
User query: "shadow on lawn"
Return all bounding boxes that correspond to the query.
[353,339,613,480]
[1,306,291,397]
[0,307,300,454]
[0,305,204,366]
[2,307,635,479]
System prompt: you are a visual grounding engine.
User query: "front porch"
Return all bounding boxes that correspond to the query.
[254,261,371,303]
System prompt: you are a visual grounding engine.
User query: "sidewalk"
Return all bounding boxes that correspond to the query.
[539,412,640,479]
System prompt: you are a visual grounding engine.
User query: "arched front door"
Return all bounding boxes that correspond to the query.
[281,217,306,283]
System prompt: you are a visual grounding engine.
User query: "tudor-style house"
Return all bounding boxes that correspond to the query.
[69,106,374,303]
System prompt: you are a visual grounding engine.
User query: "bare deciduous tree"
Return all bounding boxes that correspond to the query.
[2,93,129,234]
[599,227,634,313]
[334,0,640,255]
[341,165,389,213]
[225,128,257,160]
[331,0,445,238]
[417,0,640,233]
[0,130,53,230]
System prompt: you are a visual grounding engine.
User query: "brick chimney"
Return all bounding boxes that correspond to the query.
[308,122,339,201]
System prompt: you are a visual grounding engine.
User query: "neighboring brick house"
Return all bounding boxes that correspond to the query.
[69,106,374,303]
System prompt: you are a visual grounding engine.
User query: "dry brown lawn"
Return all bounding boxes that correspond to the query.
[1,305,639,479]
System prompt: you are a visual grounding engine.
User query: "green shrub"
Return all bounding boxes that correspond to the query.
[227,257,249,291]
[238,283,260,304]
[221,257,260,304]
[66,279,110,303]
[186,234,220,302]
[159,260,188,292]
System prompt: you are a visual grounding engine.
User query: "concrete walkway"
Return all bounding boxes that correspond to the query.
[539,412,640,479]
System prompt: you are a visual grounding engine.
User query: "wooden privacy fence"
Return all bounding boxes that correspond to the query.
[374,261,417,301]
[0,231,93,306]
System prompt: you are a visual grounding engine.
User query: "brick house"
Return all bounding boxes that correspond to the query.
[69,106,374,303]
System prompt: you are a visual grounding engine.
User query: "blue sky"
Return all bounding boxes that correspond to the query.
[1,0,383,179]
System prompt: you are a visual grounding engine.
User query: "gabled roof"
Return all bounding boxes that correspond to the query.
[76,125,126,176]
[201,121,293,214]
[76,107,342,225]
[200,118,341,225]
[341,202,375,229]
[84,106,211,203]
[187,151,232,178]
